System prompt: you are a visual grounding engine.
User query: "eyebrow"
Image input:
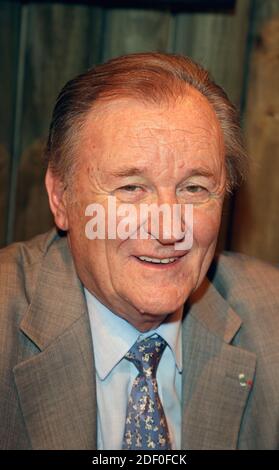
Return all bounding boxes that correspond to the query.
[110,167,146,178]
[186,168,216,178]
[109,166,216,179]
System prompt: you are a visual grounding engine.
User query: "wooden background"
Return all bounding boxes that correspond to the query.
[0,0,279,263]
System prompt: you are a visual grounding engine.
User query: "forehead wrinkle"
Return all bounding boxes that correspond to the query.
[84,98,225,186]
[131,124,220,153]
[134,126,202,141]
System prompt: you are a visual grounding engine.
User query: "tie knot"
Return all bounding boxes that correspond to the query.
[125,335,167,378]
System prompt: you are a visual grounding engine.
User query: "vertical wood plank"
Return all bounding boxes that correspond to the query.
[102,8,174,60]
[174,0,252,105]
[232,0,279,263]
[13,3,105,242]
[0,1,20,247]
[6,4,28,245]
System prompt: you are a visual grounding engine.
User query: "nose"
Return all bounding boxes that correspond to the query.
[142,191,187,245]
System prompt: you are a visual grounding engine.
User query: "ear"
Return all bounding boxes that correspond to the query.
[45,167,69,231]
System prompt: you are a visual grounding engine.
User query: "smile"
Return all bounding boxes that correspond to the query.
[137,256,178,264]
[133,253,187,269]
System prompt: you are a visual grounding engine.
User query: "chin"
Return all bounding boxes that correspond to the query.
[133,293,186,318]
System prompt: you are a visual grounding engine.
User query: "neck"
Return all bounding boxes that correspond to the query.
[127,315,168,333]
[84,282,184,332]
[121,305,184,333]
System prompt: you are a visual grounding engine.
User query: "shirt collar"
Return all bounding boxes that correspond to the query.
[84,288,183,380]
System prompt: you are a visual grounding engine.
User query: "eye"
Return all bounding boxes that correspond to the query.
[177,183,211,203]
[115,184,146,201]
[119,185,142,192]
[177,184,208,194]
[186,184,207,193]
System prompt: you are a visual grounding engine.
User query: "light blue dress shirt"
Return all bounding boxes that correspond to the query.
[85,288,182,450]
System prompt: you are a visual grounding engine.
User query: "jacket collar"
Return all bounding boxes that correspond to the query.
[19,231,87,350]
[187,274,243,344]
[181,275,256,449]
[14,231,97,449]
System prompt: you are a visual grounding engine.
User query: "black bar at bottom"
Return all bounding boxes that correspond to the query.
[0,450,277,467]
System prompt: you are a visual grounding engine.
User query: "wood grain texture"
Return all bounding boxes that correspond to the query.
[174,0,251,105]
[0,144,9,247]
[232,7,279,263]
[0,2,20,247]
[102,8,174,60]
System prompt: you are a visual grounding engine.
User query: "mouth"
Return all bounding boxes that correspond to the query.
[133,253,187,269]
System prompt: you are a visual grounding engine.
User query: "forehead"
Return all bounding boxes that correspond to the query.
[81,90,224,172]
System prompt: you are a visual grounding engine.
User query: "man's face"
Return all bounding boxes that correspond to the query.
[63,90,226,330]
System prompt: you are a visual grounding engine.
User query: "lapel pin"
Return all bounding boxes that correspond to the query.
[238,373,253,388]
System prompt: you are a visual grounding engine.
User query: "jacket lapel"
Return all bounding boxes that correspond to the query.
[13,234,97,449]
[181,278,256,449]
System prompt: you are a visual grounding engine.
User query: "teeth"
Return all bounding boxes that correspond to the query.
[138,256,177,264]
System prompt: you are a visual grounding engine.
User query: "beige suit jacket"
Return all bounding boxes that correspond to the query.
[1,228,279,449]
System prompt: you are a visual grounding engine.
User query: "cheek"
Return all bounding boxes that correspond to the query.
[193,203,223,248]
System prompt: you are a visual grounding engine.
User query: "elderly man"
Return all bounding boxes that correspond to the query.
[0,52,279,450]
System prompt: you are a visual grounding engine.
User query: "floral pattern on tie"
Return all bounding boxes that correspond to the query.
[122,335,172,450]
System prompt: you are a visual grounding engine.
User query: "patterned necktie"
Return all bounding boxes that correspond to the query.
[122,335,172,450]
